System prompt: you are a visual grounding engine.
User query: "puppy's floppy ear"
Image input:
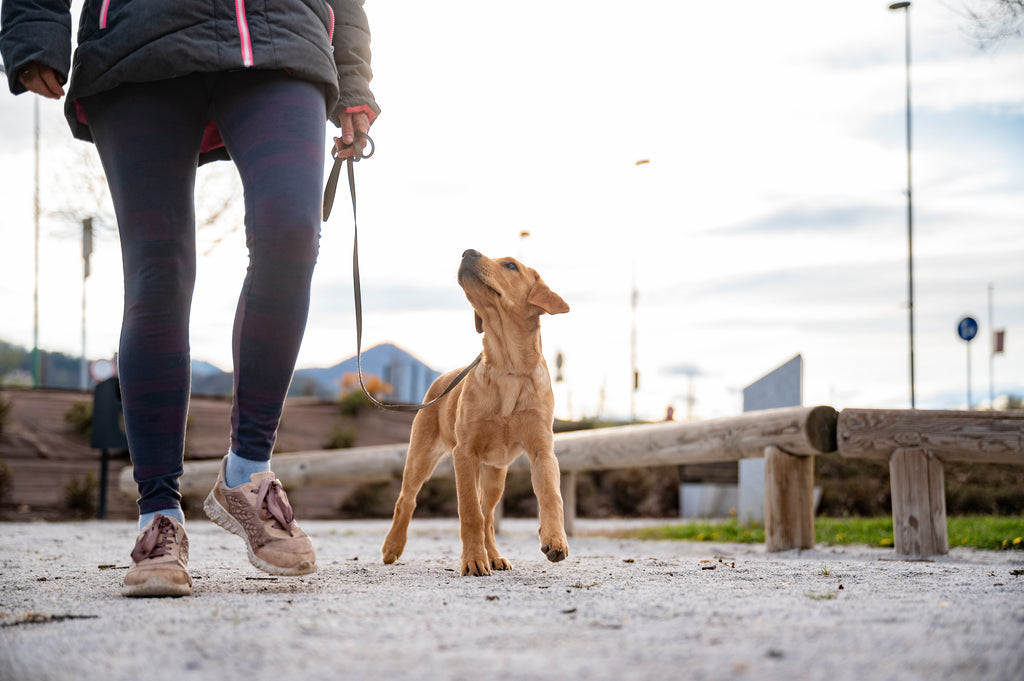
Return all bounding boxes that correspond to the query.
[474,312,484,334]
[528,274,570,315]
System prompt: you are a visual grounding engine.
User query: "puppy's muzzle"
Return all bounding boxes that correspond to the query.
[459,249,482,282]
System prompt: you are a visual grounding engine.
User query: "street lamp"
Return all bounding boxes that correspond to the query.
[0,60,42,388]
[631,159,650,420]
[889,1,915,408]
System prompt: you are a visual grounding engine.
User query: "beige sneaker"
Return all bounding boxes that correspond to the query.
[203,457,316,576]
[122,514,192,598]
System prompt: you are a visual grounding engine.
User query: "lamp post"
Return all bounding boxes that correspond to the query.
[0,61,42,388]
[631,159,650,421]
[889,1,915,408]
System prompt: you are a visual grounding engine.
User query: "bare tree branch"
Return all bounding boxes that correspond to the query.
[957,0,1024,49]
[47,141,245,254]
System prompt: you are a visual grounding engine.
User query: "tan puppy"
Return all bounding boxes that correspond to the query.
[381,249,570,576]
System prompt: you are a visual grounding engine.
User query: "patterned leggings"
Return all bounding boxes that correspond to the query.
[82,71,325,514]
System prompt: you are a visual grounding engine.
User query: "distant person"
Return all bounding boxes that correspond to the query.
[1,0,379,597]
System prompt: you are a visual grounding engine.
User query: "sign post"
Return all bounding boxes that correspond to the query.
[90,364,127,519]
[958,316,978,410]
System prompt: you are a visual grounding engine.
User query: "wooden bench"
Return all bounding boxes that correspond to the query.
[837,408,1024,557]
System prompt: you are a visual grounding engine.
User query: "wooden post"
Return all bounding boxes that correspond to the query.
[889,448,948,557]
[561,470,577,537]
[764,445,815,551]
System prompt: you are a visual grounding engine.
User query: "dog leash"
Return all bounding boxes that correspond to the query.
[323,135,482,412]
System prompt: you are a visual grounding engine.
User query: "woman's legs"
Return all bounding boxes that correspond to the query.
[209,70,325,473]
[82,76,208,520]
[84,70,325,514]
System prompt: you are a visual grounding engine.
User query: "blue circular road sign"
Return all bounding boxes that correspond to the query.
[957,316,978,342]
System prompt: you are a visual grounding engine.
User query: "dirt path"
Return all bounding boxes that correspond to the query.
[2,518,1022,681]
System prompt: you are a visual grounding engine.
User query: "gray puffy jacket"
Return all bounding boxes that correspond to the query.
[0,0,379,154]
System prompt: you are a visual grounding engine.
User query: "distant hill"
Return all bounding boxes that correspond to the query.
[0,337,441,401]
[0,339,86,390]
[292,343,441,401]
[190,360,224,377]
[190,343,441,402]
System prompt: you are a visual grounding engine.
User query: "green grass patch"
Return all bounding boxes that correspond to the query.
[624,516,1024,551]
[816,517,896,548]
[947,516,1024,551]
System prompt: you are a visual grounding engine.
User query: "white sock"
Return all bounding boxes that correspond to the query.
[225,450,271,488]
[139,508,184,531]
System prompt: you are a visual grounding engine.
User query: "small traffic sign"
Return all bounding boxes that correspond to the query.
[957,316,978,342]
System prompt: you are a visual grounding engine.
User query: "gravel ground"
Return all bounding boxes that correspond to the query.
[2,518,1022,681]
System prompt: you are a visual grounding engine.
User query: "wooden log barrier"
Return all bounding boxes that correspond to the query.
[838,408,1024,557]
[837,408,1024,464]
[119,405,838,499]
[118,405,838,546]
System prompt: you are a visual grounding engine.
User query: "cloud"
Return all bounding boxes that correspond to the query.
[662,363,704,378]
[311,281,467,316]
[717,204,894,235]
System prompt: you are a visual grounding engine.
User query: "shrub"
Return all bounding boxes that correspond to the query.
[0,458,11,505]
[63,473,97,518]
[0,396,11,434]
[324,424,357,449]
[336,481,394,518]
[338,390,372,417]
[65,401,93,441]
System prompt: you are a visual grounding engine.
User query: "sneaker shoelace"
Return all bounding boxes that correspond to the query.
[256,478,296,535]
[130,515,177,563]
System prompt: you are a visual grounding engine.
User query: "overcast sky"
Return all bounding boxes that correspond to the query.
[1,0,1021,421]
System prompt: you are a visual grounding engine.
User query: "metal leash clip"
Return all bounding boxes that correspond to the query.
[333,132,375,162]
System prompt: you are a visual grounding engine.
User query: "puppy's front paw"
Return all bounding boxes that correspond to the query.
[381,533,406,565]
[461,553,492,577]
[381,546,402,565]
[540,536,569,563]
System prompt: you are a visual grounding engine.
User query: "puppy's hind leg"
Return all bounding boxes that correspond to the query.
[382,437,446,565]
[479,464,512,571]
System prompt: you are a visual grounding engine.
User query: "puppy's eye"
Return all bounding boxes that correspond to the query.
[503,262,519,271]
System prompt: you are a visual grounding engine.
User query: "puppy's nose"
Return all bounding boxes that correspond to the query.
[462,249,481,259]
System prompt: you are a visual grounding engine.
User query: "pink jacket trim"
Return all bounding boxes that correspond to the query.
[345,104,378,124]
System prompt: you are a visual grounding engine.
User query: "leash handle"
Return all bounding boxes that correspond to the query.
[323,133,373,221]
[339,143,482,412]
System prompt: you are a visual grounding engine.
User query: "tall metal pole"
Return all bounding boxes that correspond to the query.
[34,96,41,388]
[81,218,93,390]
[988,283,994,410]
[630,160,649,421]
[890,2,914,408]
[0,61,41,387]
[630,272,638,421]
[966,338,972,410]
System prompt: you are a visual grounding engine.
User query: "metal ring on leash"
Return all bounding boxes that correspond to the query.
[332,132,374,161]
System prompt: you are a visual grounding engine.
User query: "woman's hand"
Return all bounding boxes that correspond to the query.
[18,62,65,99]
[333,108,371,158]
